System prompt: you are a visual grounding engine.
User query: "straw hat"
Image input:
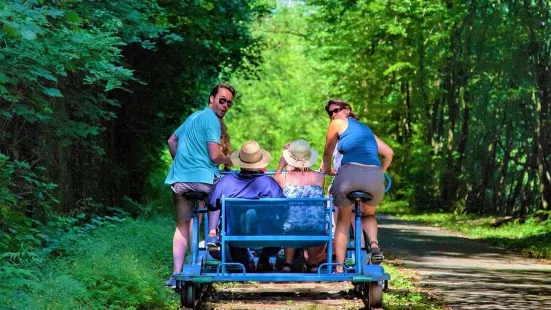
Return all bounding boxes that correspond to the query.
[231,141,272,169]
[283,139,318,168]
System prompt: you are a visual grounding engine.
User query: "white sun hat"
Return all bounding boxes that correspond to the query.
[282,139,318,168]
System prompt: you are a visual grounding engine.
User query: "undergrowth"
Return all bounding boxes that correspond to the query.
[1,216,178,310]
[380,200,551,260]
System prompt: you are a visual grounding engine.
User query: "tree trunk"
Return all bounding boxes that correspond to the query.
[526,0,551,212]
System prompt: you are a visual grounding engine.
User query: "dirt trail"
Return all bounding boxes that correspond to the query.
[379,215,551,309]
[203,282,363,309]
[201,214,551,309]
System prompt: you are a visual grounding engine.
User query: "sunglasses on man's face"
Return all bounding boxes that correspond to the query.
[328,106,344,117]
[218,97,233,107]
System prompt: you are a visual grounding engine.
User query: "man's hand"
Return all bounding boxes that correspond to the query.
[208,142,233,166]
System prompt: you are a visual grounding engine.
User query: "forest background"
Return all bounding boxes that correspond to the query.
[1,0,550,308]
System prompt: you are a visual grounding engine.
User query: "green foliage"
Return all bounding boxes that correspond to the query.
[382,263,444,309]
[0,0,262,289]
[0,153,57,254]
[380,201,551,259]
[226,5,332,167]
[300,0,551,215]
[0,216,178,310]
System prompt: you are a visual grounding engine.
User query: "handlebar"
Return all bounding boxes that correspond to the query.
[384,173,392,193]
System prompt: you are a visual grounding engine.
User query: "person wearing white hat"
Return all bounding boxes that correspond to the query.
[274,139,327,273]
[207,140,286,272]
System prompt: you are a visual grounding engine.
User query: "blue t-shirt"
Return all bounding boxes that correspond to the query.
[208,172,286,236]
[207,172,285,208]
[338,117,381,167]
[165,107,221,185]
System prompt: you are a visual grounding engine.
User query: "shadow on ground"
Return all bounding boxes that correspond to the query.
[379,215,551,309]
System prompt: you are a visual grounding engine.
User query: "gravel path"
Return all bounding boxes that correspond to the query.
[201,214,551,309]
[379,214,551,309]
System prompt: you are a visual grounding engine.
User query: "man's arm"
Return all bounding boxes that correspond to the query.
[207,142,232,166]
[168,134,178,159]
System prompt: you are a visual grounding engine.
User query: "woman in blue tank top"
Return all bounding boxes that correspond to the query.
[322,99,394,272]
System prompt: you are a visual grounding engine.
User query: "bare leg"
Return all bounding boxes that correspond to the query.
[188,213,203,248]
[173,219,191,274]
[208,209,220,236]
[305,245,325,265]
[349,211,367,247]
[284,248,295,264]
[360,204,378,246]
[334,207,353,273]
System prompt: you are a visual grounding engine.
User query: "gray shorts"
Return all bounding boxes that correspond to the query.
[330,163,385,208]
[172,182,215,221]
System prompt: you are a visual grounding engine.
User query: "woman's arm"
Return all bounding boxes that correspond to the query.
[323,119,344,176]
[375,135,394,173]
[317,171,326,188]
[274,155,287,188]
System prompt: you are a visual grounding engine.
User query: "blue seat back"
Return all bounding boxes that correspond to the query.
[221,197,331,248]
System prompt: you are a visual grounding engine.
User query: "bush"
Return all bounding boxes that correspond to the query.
[1,216,178,310]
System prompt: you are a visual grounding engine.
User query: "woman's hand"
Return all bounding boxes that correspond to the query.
[274,155,287,182]
[325,168,337,176]
[278,155,288,168]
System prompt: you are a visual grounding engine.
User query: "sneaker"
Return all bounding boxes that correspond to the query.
[165,275,176,289]
[206,235,221,251]
[280,262,293,273]
[369,246,384,265]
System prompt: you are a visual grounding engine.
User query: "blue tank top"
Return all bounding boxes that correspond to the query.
[338,117,381,167]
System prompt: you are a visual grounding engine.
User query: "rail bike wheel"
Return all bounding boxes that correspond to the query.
[180,282,198,309]
[358,281,383,309]
[367,281,383,309]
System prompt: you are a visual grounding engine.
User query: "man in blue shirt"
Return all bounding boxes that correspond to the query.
[165,83,234,287]
[207,140,286,272]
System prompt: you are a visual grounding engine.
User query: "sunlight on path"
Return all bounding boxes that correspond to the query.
[380,215,551,309]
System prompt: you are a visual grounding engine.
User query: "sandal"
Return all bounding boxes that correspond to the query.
[281,262,293,273]
[369,241,384,265]
[306,263,318,273]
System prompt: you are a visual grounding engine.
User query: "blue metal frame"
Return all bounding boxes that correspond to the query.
[174,195,391,284]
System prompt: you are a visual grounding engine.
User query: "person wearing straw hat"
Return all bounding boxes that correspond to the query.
[207,140,286,272]
[274,139,327,273]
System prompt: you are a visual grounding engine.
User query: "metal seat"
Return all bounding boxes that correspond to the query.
[346,191,373,203]
[183,191,208,201]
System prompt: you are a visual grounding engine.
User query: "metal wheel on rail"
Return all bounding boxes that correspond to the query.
[358,281,383,309]
[367,281,383,309]
[180,282,198,309]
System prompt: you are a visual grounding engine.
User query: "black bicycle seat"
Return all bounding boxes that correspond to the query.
[347,191,373,203]
[183,191,208,201]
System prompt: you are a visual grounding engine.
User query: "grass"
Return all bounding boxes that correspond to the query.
[384,262,445,310]
[379,200,551,260]
[208,262,443,309]
[1,216,179,310]
[1,204,444,309]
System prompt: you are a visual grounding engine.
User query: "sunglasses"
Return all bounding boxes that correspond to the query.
[328,106,344,117]
[219,97,232,107]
